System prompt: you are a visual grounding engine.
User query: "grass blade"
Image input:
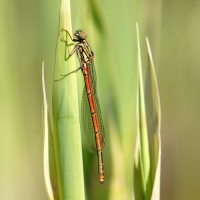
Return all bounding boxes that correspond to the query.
[42,62,59,200]
[134,24,161,200]
[51,0,85,199]
[145,38,161,200]
[135,23,151,200]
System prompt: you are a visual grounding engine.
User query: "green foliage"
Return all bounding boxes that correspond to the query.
[43,0,85,199]
[3,0,200,199]
[133,24,161,200]
[43,1,161,200]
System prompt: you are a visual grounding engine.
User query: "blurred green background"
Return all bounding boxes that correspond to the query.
[1,0,200,199]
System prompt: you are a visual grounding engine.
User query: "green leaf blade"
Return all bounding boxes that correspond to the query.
[52,0,85,199]
[136,22,151,189]
[42,61,60,200]
[134,24,161,200]
[145,37,161,200]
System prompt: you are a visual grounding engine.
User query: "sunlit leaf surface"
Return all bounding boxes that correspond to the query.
[134,24,161,200]
[42,62,59,200]
[45,0,85,199]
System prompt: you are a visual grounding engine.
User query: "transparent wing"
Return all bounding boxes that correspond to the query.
[89,60,97,92]
[81,61,106,153]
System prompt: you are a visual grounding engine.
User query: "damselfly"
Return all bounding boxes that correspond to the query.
[61,29,105,184]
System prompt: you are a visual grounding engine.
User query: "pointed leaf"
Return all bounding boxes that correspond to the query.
[136,23,151,199]
[52,0,85,199]
[42,62,59,200]
[134,23,161,200]
[145,38,161,200]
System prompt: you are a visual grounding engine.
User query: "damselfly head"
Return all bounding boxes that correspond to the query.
[74,30,87,40]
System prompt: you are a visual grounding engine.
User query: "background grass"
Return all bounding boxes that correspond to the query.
[0,0,200,199]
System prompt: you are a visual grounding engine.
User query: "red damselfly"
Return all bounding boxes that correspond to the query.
[61,29,105,184]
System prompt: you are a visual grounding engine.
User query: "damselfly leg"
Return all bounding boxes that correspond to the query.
[60,29,83,76]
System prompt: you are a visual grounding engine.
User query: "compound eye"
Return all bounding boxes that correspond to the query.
[74,33,79,37]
